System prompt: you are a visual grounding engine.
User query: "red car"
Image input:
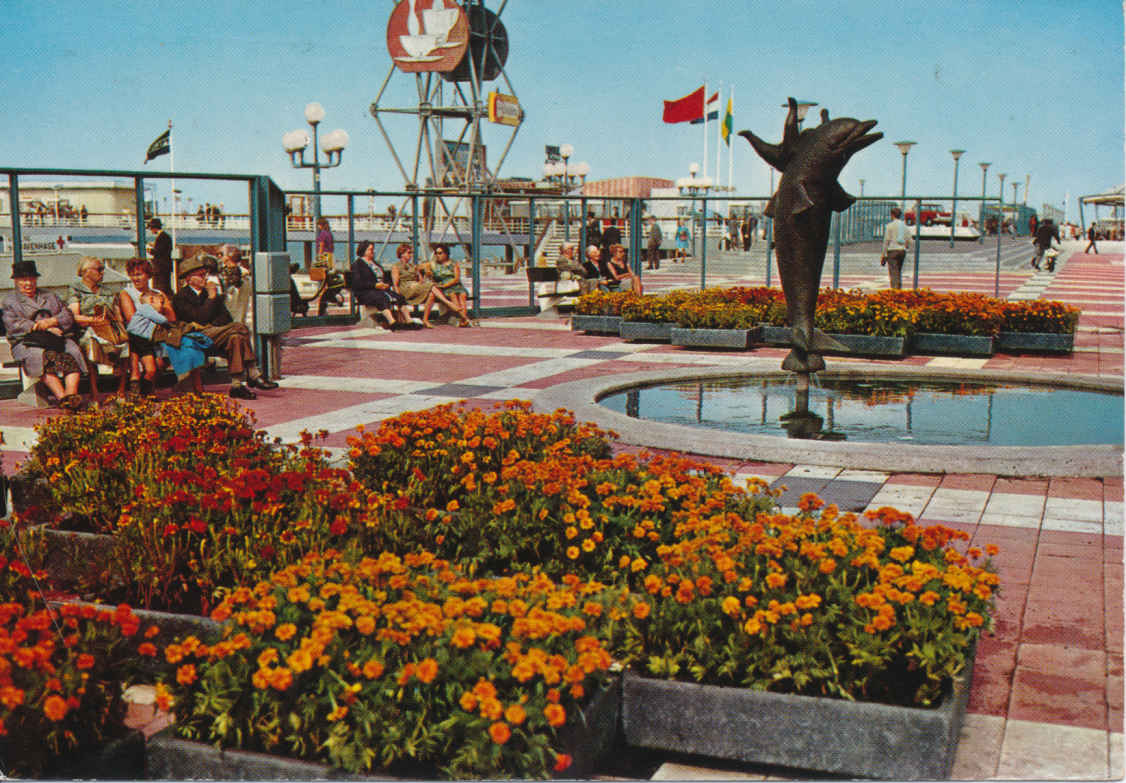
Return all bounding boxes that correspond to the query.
[904,203,951,226]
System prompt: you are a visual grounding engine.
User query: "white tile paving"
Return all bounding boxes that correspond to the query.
[984,492,1047,518]
[995,719,1110,779]
[781,465,841,479]
[865,484,936,517]
[835,469,891,483]
[920,488,990,523]
[1044,497,1104,523]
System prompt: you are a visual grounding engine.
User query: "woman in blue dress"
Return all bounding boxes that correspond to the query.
[674,220,690,262]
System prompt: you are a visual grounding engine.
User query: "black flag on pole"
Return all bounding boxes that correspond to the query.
[144,129,170,163]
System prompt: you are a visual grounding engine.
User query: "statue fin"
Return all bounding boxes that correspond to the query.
[829,181,856,213]
[738,130,788,172]
[791,182,815,215]
[764,194,777,218]
[820,108,830,125]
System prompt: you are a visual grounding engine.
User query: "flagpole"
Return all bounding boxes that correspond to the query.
[702,80,708,180]
[715,82,721,196]
[167,120,176,249]
[728,88,735,191]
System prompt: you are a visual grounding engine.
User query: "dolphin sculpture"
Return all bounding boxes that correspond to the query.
[740,98,882,373]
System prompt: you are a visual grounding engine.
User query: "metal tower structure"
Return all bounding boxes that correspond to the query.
[370,0,524,248]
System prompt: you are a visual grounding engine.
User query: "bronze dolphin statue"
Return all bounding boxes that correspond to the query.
[740,97,882,373]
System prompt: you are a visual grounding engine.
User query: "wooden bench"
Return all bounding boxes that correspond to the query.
[0,339,50,407]
[527,267,582,313]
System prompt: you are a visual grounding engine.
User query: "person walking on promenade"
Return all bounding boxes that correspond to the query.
[1031,218,1061,270]
[646,217,663,270]
[601,211,622,262]
[674,220,690,262]
[171,256,279,399]
[585,212,602,252]
[147,217,173,295]
[881,207,911,289]
[1084,222,1099,254]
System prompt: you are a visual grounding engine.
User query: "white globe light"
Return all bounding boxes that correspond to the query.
[560,143,574,159]
[322,129,350,153]
[575,161,591,177]
[688,162,700,176]
[304,102,326,125]
[283,130,310,153]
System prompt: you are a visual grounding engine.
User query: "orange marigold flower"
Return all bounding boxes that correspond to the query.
[986,544,999,556]
[363,659,384,679]
[743,617,762,635]
[566,546,580,560]
[138,642,157,657]
[176,664,197,686]
[459,691,479,712]
[889,545,914,563]
[765,572,787,589]
[489,721,511,745]
[154,683,173,712]
[327,704,348,721]
[43,694,68,722]
[275,623,297,642]
[504,703,527,724]
[75,653,96,670]
[632,601,650,620]
[472,678,497,700]
[721,596,742,616]
[543,703,566,727]
[480,696,504,721]
[798,492,824,512]
[269,667,293,691]
[451,626,477,649]
[554,753,573,772]
[416,657,439,684]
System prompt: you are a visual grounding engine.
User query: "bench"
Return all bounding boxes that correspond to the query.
[527,267,583,314]
[0,339,50,407]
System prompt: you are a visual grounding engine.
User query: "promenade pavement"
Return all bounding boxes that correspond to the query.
[3,239,1121,780]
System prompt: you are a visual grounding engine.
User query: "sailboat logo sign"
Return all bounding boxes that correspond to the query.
[386,0,469,73]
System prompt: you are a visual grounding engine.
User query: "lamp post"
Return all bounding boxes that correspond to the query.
[949,149,965,247]
[894,141,916,212]
[995,173,1006,295]
[978,162,990,244]
[1011,181,1020,212]
[676,163,713,288]
[283,102,349,232]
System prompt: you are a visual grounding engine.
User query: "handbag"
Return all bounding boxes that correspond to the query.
[19,329,67,353]
[308,267,327,282]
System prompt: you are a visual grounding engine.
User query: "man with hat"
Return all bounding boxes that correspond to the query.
[2,260,85,409]
[147,217,173,295]
[171,254,278,399]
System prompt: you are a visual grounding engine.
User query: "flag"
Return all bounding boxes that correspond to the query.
[721,95,734,145]
[144,129,170,163]
[689,91,720,124]
[662,86,705,124]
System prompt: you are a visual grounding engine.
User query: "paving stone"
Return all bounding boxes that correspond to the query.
[996,719,1109,779]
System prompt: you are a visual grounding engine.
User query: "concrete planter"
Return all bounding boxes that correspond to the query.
[570,314,621,334]
[996,331,1074,353]
[39,729,146,780]
[758,324,792,346]
[147,678,620,780]
[912,332,995,357]
[619,320,673,342]
[825,333,908,358]
[32,525,120,592]
[670,327,761,350]
[621,652,975,780]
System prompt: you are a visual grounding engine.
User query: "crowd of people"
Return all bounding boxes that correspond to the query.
[1,242,278,412]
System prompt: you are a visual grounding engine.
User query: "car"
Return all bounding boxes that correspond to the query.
[904,203,950,226]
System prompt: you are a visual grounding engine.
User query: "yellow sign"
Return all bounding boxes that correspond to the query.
[488,92,522,126]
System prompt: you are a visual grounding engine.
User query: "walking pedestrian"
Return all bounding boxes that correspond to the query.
[880,207,911,289]
[146,217,173,295]
[1030,218,1061,270]
[1084,223,1099,254]
[646,216,662,269]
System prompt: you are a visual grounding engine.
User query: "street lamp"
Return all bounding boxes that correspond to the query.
[283,101,348,231]
[998,173,1007,235]
[995,173,1006,295]
[949,149,965,247]
[858,178,865,197]
[1011,181,1020,216]
[978,162,990,244]
[894,141,916,212]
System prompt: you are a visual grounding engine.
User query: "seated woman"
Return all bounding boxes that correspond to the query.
[351,240,412,329]
[2,260,86,410]
[391,242,459,329]
[116,257,174,396]
[429,244,474,327]
[69,256,130,402]
[604,243,643,294]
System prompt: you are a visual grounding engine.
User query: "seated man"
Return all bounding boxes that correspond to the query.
[171,255,278,400]
[556,242,598,294]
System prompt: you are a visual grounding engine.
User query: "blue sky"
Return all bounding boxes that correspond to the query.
[2,0,1121,218]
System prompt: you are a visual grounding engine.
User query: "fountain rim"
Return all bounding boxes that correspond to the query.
[531,363,1123,478]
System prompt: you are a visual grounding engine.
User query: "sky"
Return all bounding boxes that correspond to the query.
[1,0,1122,219]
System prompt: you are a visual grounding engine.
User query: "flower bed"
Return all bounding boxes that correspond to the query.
[572,288,1079,345]
[157,551,627,779]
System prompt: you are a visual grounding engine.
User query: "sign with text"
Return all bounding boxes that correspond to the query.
[488,92,522,126]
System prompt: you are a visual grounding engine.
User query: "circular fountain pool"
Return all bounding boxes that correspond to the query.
[532,365,1124,477]
[599,377,1123,447]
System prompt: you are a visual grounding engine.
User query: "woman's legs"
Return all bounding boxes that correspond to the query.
[452,292,471,326]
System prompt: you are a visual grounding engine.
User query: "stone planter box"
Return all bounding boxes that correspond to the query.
[621,652,975,780]
[619,320,673,342]
[570,314,621,334]
[39,729,146,780]
[147,677,620,780]
[670,327,761,350]
[911,332,995,357]
[824,333,908,358]
[758,324,792,346]
[996,331,1074,353]
[32,525,120,592]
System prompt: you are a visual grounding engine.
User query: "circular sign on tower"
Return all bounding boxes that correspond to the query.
[386,0,470,74]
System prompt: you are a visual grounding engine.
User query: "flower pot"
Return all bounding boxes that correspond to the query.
[670,327,761,350]
[32,525,120,592]
[619,321,672,342]
[570,314,621,334]
[911,332,995,357]
[824,333,908,358]
[146,677,621,780]
[758,324,792,346]
[621,648,975,779]
[8,469,54,516]
[996,331,1074,353]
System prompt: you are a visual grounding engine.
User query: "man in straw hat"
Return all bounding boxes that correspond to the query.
[171,254,278,400]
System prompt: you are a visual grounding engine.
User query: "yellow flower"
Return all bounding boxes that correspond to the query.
[566,546,580,560]
[721,596,742,616]
[581,538,596,553]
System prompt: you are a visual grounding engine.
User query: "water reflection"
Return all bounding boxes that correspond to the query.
[606,378,1122,447]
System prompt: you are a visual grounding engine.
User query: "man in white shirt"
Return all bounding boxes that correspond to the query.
[881,207,911,289]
